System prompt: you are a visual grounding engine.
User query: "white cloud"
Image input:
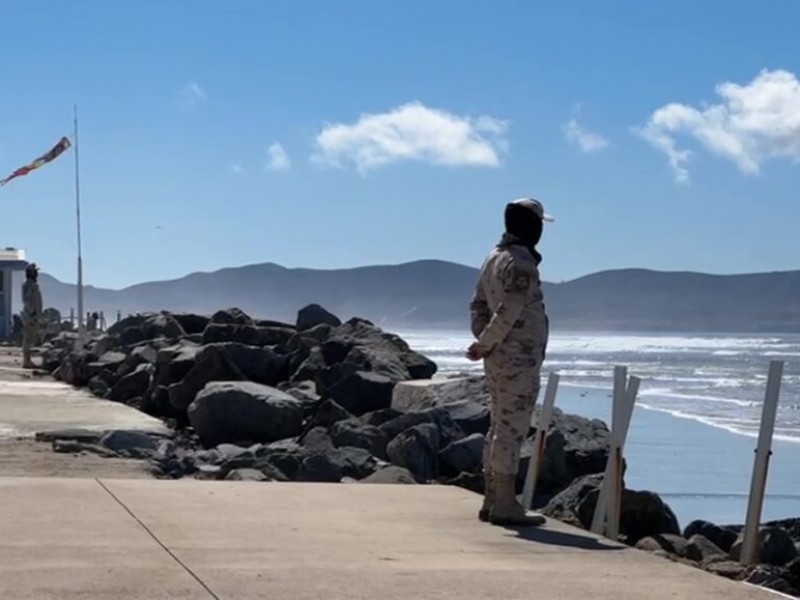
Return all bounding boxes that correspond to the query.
[266,143,291,171]
[563,116,609,153]
[180,82,207,111]
[230,163,244,174]
[312,101,509,172]
[636,69,800,182]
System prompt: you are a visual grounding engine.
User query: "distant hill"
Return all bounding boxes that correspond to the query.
[33,260,800,333]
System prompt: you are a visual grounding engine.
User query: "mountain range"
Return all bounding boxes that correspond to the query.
[30,260,800,333]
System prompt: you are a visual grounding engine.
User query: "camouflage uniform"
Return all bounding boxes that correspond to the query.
[21,277,43,368]
[471,232,548,523]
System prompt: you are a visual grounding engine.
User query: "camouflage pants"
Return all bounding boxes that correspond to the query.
[484,339,542,476]
[22,318,39,362]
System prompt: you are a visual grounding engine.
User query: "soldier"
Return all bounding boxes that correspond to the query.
[21,262,43,369]
[467,198,552,526]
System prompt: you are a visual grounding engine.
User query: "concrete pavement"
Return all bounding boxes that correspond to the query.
[0,477,779,600]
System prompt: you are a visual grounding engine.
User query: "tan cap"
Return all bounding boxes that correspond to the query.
[510,197,554,222]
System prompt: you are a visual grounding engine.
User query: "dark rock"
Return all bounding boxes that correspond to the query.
[172,313,210,335]
[60,351,94,387]
[296,446,379,482]
[297,304,341,331]
[210,308,253,325]
[108,314,150,336]
[322,318,437,381]
[328,371,394,416]
[731,527,798,566]
[94,351,127,373]
[100,430,158,454]
[116,345,158,379]
[386,423,440,482]
[151,341,201,389]
[291,347,328,384]
[168,344,246,413]
[330,420,389,459]
[684,520,739,553]
[745,565,794,593]
[315,362,361,399]
[88,376,110,397]
[705,560,747,580]
[109,364,153,403]
[634,534,689,558]
[309,400,354,429]
[542,473,604,529]
[134,312,186,343]
[440,401,490,437]
[438,433,484,476]
[301,427,336,453]
[225,468,269,482]
[686,534,727,563]
[201,324,293,348]
[35,428,103,444]
[213,342,287,386]
[443,471,485,494]
[360,408,403,428]
[188,381,305,447]
[360,465,417,484]
[42,346,68,372]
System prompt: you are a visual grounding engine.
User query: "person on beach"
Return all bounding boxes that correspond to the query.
[21,262,43,369]
[467,198,552,526]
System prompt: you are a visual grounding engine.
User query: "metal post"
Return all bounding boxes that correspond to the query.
[740,360,784,565]
[73,105,85,347]
[522,372,560,509]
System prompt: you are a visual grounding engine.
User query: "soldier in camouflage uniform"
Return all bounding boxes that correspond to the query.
[21,263,43,369]
[468,198,552,526]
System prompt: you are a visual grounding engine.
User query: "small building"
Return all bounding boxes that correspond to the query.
[0,248,29,340]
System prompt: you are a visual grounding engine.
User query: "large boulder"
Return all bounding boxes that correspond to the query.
[438,433,484,476]
[730,527,798,566]
[168,344,246,413]
[210,308,253,326]
[683,520,738,553]
[386,423,440,482]
[330,420,389,459]
[360,465,417,484]
[210,343,287,386]
[297,304,341,331]
[116,312,185,346]
[108,363,153,403]
[392,375,489,412]
[201,324,295,348]
[685,534,727,563]
[321,318,437,382]
[172,313,210,335]
[296,447,379,482]
[327,371,395,416]
[309,399,354,429]
[188,381,305,447]
[60,351,94,387]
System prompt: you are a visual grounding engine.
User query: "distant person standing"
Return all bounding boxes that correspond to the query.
[467,198,552,526]
[21,263,43,369]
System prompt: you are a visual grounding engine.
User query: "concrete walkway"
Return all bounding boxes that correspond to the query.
[0,478,778,600]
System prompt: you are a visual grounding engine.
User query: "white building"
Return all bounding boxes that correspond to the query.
[0,248,29,340]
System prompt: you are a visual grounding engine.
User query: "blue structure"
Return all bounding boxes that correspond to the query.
[0,248,29,340]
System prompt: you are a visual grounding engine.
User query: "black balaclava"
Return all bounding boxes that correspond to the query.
[504,202,543,263]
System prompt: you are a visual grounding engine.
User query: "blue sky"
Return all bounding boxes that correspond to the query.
[0,0,799,289]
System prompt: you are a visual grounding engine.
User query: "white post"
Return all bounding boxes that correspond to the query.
[522,372,560,509]
[740,360,784,565]
[591,367,640,538]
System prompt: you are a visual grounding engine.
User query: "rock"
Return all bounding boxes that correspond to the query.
[359,465,417,484]
[108,364,153,403]
[60,351,93,387]
[130,312,186,344]
[88,376,110,398]
[378,407,464,447]
[297,304,341,331]
[188,381,305,447]
[309,399,354,429]
[93,351,127,373]
[443,471,484,495]
[210,308,253,325]
[705,560,747,580]
[108,314,150,336]
[116,345,159,379]
[392,375,489,412]
[634,534,689,558]
[225,468,269,482]
[290,347,328,384]
[745,565,793,592]
[152,341,201,389]
[42,346,68,372]
[439,401,490,437]
[731,527,798,566]
[328,371,395,416]
[542,473,603,529]
[438,433,484,476]
[330,420,389,459]
[35,428,103,444]
[172,313,210,335]
[100,430,158,454]
[386,423,440,482]
[686,534,727,563]
[168,344,247,413]
[684,520,739,553]
[322,318,437,382]
[300,427,336,453]
[201,324,293,348]
[213,342,287,386]
[785,557,800,590]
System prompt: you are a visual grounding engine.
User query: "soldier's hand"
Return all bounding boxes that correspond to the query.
[466,342,489,361]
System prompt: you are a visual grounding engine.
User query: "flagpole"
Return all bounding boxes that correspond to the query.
[73,105,85,346]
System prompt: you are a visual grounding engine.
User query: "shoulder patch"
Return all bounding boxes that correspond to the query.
[510,267,532,292]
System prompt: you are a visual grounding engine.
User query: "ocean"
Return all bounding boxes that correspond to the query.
[399,330,800,527]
